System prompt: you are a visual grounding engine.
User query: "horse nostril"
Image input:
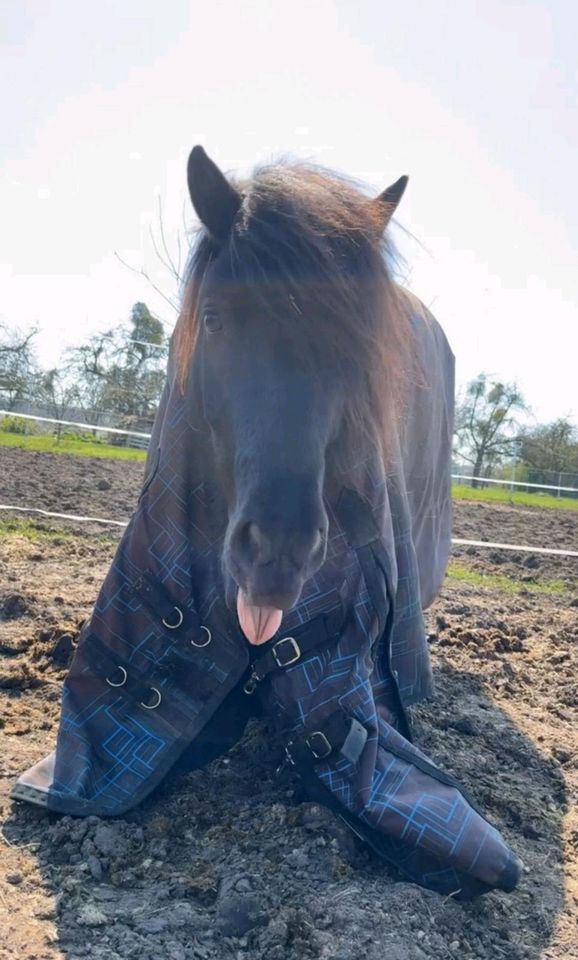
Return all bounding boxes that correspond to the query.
[288,526,327,569]
[232,521,272,566]
[229,517,327,575]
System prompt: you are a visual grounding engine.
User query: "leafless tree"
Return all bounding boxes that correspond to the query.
[0,324,39,409]
[115,196,190,322]
[454,374,527,485]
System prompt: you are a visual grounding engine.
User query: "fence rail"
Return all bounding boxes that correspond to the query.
[2,503,577,557]
[452,474,578,495]
[2,411,578,498]
[0,410,152,440]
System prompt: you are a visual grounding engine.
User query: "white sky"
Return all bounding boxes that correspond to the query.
[1,0,577,425]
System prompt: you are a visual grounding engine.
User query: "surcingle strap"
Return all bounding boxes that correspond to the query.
[285,711,369,768]
[83,635,164,712]
[128,570,206,640]
[335,487,412,741]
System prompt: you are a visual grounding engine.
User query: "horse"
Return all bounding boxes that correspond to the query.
[13,147,521,899]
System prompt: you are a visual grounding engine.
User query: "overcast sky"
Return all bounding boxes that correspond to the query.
[2,0,577,425]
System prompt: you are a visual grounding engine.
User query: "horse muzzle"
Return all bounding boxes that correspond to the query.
[225,517,328,613]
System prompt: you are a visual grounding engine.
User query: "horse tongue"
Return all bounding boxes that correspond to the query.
[236,591,283,645]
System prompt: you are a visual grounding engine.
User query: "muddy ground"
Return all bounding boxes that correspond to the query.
[1,447,577,960]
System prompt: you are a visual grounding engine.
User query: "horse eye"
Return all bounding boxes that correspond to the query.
[203,312,222,334]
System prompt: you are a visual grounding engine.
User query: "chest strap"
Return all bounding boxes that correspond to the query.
[242,599,344,695]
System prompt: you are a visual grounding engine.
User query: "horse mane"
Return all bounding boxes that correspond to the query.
[174,161,414,466]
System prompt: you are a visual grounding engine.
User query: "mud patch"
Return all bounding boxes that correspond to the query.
[1,447,577,959]
[0,593,33,621]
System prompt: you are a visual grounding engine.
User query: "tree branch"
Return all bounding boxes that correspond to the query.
[114,252,179,319]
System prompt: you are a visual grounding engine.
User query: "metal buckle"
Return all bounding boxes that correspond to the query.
[191,625,211,648]
[306,731,333,760]
[140,687,162,710]
[243,670,259,695]
[106,666,127,688]
[162,606,184,630]
[272,636,301,668]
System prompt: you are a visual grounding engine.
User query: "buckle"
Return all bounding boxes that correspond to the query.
[162,606,184,630]
[140,687,162,710]
[106,665,127,688]
[272,636,301,668]
[243,671,259,695]
[191,625,211,648]
[306,731,333,760]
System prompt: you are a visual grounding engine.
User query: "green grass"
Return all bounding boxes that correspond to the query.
[452,483,578,512]
[0,515,117,544]
[1,431,576,508]
[446,561,572,596]
[0,431,147,461]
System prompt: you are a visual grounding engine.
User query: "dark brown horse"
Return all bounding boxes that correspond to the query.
[14,150,521,906]
[174,147,412,642]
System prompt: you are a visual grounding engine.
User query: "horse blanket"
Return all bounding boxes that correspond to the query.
[13,289,521,900]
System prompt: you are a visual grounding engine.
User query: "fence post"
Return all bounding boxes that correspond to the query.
[510,455,516,492]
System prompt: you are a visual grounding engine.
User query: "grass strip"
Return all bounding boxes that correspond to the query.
[446,561,573,596]
[0,515,118,544]
[452,483,578,512]
[0,431,146,461]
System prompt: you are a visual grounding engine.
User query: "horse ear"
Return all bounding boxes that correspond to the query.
[187,146,242,242]
[374,175,409,231]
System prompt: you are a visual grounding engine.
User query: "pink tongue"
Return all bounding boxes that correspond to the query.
[236,590,283,645]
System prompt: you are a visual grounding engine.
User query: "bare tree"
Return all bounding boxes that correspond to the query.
[454,374,527,485]
[0,324,39,409]
[115,196,188,321]
[64,303,168,422]
[35,369,79,441]
[61,331,115,423]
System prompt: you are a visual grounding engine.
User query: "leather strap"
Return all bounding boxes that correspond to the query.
[249,601,344,684]
[128,571,205,641]
[335,487,413,742]
[285,710,368,767]
[82,635,163,710]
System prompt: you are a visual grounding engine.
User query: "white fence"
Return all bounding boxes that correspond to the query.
[452,474,578,496]
[453,461,578,498]
[0,410,151,440]
[1,412,577,558]
[2,411,578,499]
[0,408,153,449]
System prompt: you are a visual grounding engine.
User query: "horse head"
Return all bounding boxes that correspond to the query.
[177,146,409,640]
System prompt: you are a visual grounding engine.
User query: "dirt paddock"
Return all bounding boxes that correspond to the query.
[1,448,577,960]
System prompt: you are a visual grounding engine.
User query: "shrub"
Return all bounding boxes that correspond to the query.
[0,415,36,435]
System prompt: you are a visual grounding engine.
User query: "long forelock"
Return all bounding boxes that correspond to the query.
[174,161,413,465]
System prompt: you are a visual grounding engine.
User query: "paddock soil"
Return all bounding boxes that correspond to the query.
[1,447,577,960]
